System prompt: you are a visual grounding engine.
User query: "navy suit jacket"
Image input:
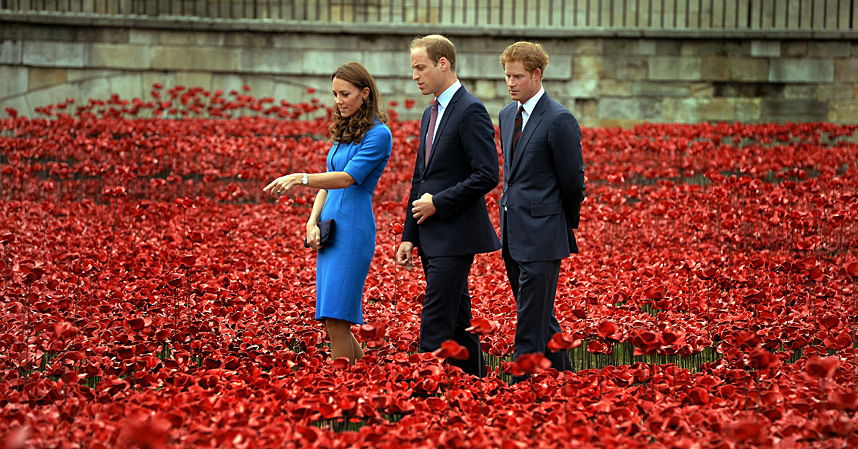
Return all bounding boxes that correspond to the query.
[499,93,585,262]
[402,86,501,257]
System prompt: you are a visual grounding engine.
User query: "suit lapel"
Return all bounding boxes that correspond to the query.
[509,95,549,179]
[423,87,465,174]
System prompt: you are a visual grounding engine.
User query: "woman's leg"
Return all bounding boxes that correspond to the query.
[324,318,363,364]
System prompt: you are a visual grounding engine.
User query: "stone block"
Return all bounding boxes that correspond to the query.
[224,32,275,48]
[613,58,646,80]
[361,51,411,78]
[89,44,150,70]
[808,41,851,58]
[604,39,638,56]
[649,57,701,81]
[751,40,780,58]
[544,54,572,80]
[782,41,807,57]
[731,98,762,122]
[561,79,598,98]
[152,46,238,72]
[817,84,853,100]
[573,99,598,119]
[633,82,691,97]
[473,79,498,101]
[571,39,602,55]
[783,84,817,99]
[698,99,735,122]
[761,99,828,122]
[701,57,730,81]
[828,101,858,123]
[691,83,714,98]
[835,60,858,83]
[23,41,87,68]
[129,29,157,45]
[77,77,113,104]
[1,40,22,65]
[573,55,603,80]
[357,34,413,52]
[67,69,121,83]
[598,97,661,120]
[593,118,645,129]
[141,72,177,95]
[661,98,698,123]
[271,81,316,105]
[456,53,505,79]
[599,79,631,96]
[769,59,834,83]
[730,58,769,81]
[638,40,657,56]
[28,68,67,91]
[0,65,28,98]
[656,41,682,55]
[107,73,146,101]
[683,41,731,56]
[239,48,303,75]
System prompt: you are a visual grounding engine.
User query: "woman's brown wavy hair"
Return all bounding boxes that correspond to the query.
[329,61,388,145]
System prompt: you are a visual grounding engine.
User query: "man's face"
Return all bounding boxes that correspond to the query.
[504,60,542,103]
[411,47,446,97]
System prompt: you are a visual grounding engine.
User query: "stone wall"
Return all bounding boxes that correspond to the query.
[1,16,856,126]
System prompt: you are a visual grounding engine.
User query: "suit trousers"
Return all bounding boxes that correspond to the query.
[418,250,485,377]
[502,227,571,382]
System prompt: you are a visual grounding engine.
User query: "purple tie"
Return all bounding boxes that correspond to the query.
[425,100,439,166]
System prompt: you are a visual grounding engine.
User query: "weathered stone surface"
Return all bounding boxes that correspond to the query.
[808,41,851,58]
[89,44,150,70]
[573,98,598,120]
[649,57,701,81]
[0,65,28,98]
[729,58,768,81]
[563,79,599,98]
[661,98,698,123]
[152,46,238,72]
[783,84,817,99]
[26,84,79,111]
[598,79,632,96]
[656,40,682,55]
[599,97,661,120]
[129,29,157,45]
[67,69,121,82]
[473,79,497,101]
[361,51,412,78]
[634,82,691,97]
[224,32,276,48]
[769,59,834,83]
[238,48,303,75]
[76,76,113,104]
[613,57,647,80]
[701,57,730,81]
[782,41,807,57]
[817,84,853,100]
[28,68,67,90]
[835,60,858,83]
[698,98,735,122]
[691,83,714,98]
[571,39,602,55]
[1,40,22,65]
[731,98,762,122]
[604,39,639,56]
[23,41,87,68]
[761,99,828,122]
[828,101,858,123]
[751,40,780,58]
[573,55,603,80]
[638,40,657,56]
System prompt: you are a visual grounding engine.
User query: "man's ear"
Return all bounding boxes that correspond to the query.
[438,57,449,71]
[533,68,543,81]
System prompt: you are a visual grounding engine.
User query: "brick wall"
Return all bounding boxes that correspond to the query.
[1,17,856,125]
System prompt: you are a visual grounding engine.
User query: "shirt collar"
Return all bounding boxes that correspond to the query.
[435,80,462,110]
[518,86,545,116]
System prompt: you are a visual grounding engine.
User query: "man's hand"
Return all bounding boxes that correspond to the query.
[411,192,436,224]
[395,241,415,269]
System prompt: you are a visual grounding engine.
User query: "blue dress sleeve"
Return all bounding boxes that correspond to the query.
[343,123,393,185]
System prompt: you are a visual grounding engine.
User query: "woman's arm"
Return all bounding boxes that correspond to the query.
[263,171,355,195]
[306,189,328,250]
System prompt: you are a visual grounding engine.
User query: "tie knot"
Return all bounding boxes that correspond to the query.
[517,105,525,116]
[432,100,439,110]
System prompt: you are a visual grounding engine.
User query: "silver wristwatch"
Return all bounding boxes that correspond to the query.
[301,173,308,186]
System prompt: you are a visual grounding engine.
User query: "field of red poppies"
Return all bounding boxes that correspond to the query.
[2,85,858,448]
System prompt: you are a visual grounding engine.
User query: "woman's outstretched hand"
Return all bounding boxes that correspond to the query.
[263,173,304,196]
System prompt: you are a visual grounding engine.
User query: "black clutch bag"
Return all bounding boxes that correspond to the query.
[305,219,335,248]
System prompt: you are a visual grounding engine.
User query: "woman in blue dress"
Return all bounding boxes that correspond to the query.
[264,62,392,364]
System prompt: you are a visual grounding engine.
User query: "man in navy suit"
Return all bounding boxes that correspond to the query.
[395,35,501,377]
[497,41,586,382]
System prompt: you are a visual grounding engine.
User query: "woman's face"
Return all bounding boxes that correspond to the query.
[332,77,369,118]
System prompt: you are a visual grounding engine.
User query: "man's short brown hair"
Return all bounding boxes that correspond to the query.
[411,35,457,72]
[500,41,549,74]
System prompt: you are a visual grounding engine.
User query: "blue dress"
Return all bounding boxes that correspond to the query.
[315,121,392,324]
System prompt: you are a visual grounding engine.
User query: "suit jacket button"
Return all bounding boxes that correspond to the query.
[420,179,425,183]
